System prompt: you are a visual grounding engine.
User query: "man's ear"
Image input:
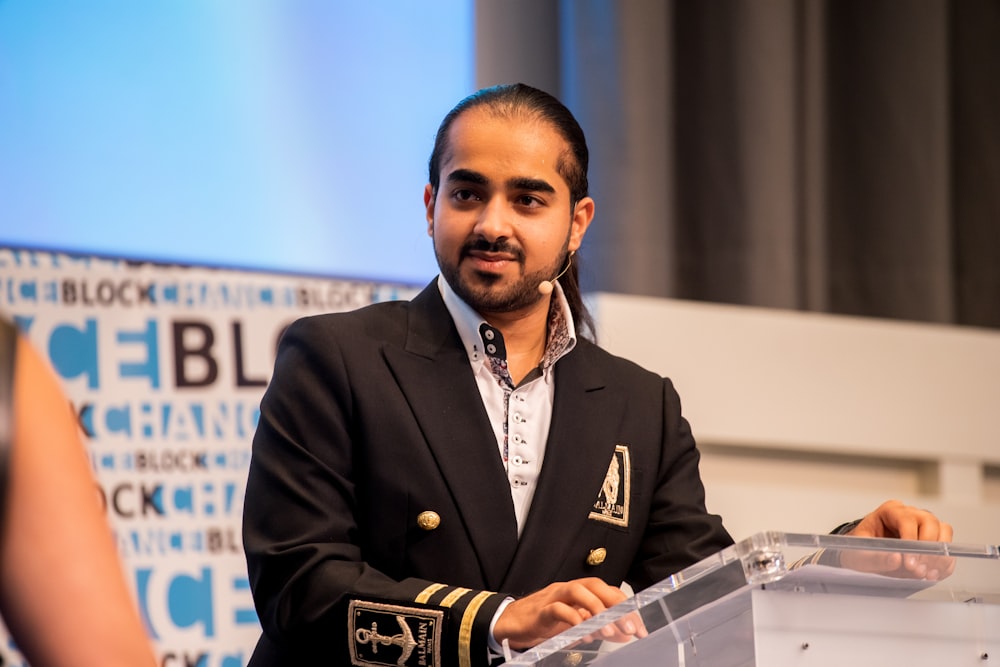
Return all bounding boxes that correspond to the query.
[424,184,436,237]
[568,196,595,252]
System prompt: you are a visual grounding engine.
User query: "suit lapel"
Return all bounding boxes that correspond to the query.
[501,343,624,594]
[382,284,519,590]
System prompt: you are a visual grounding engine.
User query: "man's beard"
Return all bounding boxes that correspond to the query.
[435,237,567,314]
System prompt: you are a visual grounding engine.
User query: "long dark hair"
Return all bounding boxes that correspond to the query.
[428,83,596,340]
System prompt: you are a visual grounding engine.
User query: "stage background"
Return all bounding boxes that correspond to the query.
[0,0,472,283]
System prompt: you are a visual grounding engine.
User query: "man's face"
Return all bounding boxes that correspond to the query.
[425,108,593,317]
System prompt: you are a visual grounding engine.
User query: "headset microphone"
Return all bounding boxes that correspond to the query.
[537,252,574,295]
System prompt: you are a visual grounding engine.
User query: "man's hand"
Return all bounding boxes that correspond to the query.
[842,499,955,580]
[492,577,645,650]
[849,499,953,542]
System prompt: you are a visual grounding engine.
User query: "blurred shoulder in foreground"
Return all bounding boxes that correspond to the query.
[0,316,156,666]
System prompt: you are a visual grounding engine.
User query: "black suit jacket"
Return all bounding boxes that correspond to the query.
[242,283,732,666]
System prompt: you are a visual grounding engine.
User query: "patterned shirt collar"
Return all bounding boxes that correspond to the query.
[436,275,577,371]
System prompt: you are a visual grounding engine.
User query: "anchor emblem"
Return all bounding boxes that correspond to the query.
[355,615,418,665]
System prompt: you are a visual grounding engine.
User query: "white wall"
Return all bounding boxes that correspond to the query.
[590,293,1000,546]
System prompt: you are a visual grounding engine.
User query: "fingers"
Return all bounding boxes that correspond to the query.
[495,578,640,650]
[838,500,957,581]
[581,608,647,644]
[537,600,589,635]
[542,578,626,622]
[896,509,951,543]
[601,610,648,643]
[558,581,645,644]
[840,549,901,574]
[850,500,952,543]
[917,553,956,580]
[841,548,957,581]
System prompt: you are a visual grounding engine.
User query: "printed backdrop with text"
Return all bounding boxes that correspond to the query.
[0,247,420,666]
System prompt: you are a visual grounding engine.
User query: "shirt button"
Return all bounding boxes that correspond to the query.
[511,477,527,487]
[484,329,495,340]
[486,343,497,354]
[512,413,524,423]
[510,455,524,466]
[511,434,523,445]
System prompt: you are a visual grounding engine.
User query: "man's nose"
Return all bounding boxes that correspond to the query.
[473,197,514,242]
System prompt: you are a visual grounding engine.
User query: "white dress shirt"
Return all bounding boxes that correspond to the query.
[437,274,578,535]
[437,274,579,659]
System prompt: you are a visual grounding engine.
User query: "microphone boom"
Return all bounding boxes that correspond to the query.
[537,252,574,295]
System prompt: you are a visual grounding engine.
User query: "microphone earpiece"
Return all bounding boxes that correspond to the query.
[537,252,574,295]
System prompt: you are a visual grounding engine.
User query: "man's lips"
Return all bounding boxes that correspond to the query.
[465,250,517,271]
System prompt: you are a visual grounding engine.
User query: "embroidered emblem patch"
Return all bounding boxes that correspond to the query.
[589,444,631,528]
[349,600,443,667]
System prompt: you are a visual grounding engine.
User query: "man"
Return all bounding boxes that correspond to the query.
[242,84,952,667]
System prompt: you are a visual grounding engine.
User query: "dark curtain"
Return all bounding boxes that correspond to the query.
[546,0,1000,328]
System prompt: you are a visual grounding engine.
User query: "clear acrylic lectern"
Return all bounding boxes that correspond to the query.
[508,532,1000,666]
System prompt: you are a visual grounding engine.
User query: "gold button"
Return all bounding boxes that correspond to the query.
[563,652,583,666]
[417,511,441,531]
[586,547,607,566]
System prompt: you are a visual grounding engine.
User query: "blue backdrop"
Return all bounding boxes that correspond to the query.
[0,1,474,283]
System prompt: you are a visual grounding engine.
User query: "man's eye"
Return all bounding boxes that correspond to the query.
[454,189,479,201]
[516,195,541,207]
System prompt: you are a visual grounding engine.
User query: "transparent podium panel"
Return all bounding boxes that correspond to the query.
[507,532,1000,666]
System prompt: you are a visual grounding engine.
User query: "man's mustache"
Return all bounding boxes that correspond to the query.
[460,238,525,262]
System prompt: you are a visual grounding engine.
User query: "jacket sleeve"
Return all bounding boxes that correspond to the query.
[242,316,505,667]
[625,377,734,591]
